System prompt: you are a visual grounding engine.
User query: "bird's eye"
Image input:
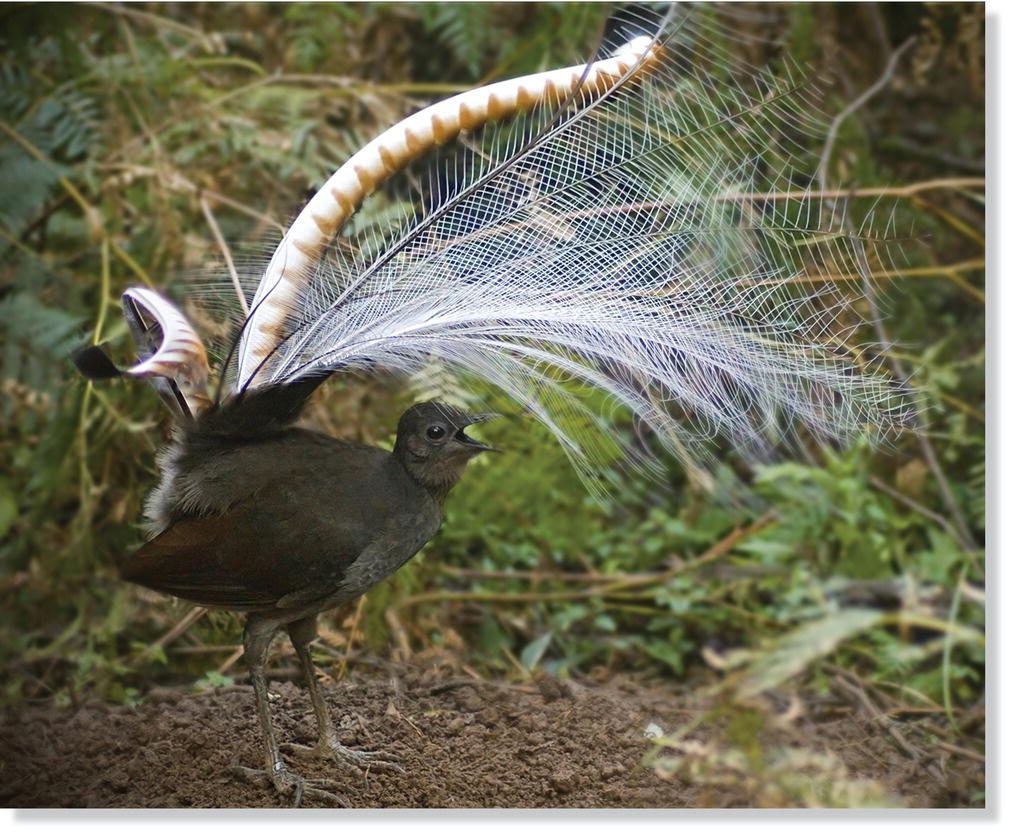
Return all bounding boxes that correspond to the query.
[426,424,447,440]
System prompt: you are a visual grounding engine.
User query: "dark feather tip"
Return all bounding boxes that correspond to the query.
[71,344,122,380]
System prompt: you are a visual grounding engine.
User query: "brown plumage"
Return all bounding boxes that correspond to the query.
[120,388,497,805]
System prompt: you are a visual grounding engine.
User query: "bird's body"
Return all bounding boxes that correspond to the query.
[118,394,495,805]
[125,428,443,616]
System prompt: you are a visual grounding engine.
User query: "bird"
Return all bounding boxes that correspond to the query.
[75,5,912,808]
[117,387,496,805]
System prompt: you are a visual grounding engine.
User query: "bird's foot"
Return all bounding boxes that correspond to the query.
[281,739,404,774]
[233,763,347,807]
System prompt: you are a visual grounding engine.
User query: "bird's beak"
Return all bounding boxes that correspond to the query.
[456,412,501,453]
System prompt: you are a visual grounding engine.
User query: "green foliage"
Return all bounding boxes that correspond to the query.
[415,3,604,78]
[420,425,983,707]
[416,3,498,77]
[194,670,235,691]
[0,62,97,244]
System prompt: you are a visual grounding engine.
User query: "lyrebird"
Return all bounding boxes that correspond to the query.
[76,6,909,806]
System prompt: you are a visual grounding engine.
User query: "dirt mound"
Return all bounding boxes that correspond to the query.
[0,664,975,808]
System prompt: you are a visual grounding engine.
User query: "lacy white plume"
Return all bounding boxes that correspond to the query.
[230,6,913,482]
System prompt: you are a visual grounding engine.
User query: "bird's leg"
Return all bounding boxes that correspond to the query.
[233,615,346,806]
[281,615,403,774]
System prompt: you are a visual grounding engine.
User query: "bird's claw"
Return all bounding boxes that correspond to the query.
[281,740,405,774]
[233,764,348,807]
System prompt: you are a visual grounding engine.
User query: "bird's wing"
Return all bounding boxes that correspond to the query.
[120,502,359,611]
[122,509,277,609]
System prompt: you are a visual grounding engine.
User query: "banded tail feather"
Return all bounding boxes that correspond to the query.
[91,5,914,484]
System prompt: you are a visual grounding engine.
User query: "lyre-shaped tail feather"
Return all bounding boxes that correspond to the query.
[235,29,662,388]
[230,6,914,482]
[122,288,211,421]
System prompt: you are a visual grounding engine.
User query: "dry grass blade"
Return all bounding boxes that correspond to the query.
[737,609,883,700]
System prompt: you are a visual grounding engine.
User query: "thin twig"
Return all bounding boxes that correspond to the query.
[384,607,412,662]
[830,674,927,765]
[884,706,946,716]
[398,510,778,609]
[912,196,986,246]
[941,563,969,734]
[869,475,966,545]
[105,66,466,167]
[132,607,208,665]
[0,118,154,287]
[334,594,367,682]
[500,643,531,679]
[90,1,219,50]
[169,644,242,654]
[933,740,986,764]
[724,177,984,202]
[817,37,916,195]
[440,566,669,584]
[740,258,984,302]
[217,645,245,675]
[102,163,286,233]
[200,196,249,315]
[817,39,979,553]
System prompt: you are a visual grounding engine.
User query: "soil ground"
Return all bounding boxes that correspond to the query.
[0,662,981,809]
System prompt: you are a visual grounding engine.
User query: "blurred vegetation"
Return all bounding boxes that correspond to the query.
[0,2,983,806]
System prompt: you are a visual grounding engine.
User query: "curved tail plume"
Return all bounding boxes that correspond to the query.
[115,6,914,484]
[235,32,663,389]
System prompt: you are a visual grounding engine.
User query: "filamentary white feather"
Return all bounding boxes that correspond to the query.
[134,7,914,483]
[235,34,662,386]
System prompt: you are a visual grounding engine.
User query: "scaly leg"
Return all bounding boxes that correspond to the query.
[281,615,403,774]
[233,613,346,806]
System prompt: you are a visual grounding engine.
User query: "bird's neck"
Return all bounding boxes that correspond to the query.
[392,447,466,503]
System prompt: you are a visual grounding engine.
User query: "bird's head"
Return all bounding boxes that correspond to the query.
[393,401,499,497]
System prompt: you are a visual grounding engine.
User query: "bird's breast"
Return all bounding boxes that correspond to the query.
[336,497,442,600]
